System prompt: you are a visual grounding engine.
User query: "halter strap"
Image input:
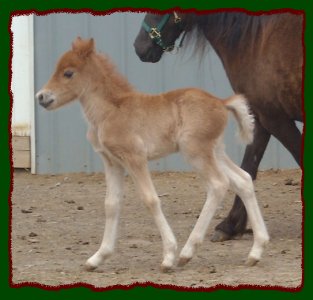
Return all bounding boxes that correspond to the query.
[142,13,185,52]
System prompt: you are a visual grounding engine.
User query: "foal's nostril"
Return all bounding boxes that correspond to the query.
[36,91,54,109]
[37,93,44,103]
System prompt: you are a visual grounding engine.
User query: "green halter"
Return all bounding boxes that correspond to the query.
[141,13,185,52]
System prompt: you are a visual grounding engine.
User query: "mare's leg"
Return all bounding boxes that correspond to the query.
[85,154,125,270]
[178,143,229,266]
[213,119,271,241]
[260,114,302,165]
[221,153,270,265]
[125,156,177,271]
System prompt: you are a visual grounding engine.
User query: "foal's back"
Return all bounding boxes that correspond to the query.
[130,88,228,138]
[102,87,228,161]
[137,88,226,135]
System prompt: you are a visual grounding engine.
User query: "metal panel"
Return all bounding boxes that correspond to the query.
[34,12,299,174]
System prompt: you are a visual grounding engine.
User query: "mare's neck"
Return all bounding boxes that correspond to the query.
[197,13,261,66]
[194,13,266,92]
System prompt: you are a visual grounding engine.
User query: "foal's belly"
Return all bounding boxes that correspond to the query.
[146,139,178,161]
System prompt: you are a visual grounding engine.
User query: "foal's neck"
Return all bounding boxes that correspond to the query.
[79,53,135,126]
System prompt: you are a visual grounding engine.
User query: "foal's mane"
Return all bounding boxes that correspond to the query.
[93,51,134,94]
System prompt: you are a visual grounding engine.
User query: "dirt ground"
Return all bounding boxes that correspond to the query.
[11,168,303,290]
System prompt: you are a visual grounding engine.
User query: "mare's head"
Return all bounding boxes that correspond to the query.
[134,12,190,63]
[36,37,96,110]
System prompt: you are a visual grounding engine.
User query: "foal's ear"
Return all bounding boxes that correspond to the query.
[72,37,95,59]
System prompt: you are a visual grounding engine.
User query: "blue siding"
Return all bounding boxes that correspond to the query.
[34,13,299,174]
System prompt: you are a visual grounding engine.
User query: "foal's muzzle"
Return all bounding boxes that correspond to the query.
[36,90,55,109]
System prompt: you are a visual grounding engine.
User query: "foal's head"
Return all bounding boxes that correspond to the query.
[36,37,96,110]
[134,12,190,63]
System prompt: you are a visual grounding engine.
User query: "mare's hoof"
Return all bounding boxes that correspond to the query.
[211,229,252,242]
[177,256,192,267]
[211,230,231,242]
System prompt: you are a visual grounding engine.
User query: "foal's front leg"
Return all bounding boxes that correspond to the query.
[85,155,125,271]
[126,158,177,271]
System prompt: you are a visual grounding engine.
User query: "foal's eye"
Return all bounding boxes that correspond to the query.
[64,70,74,78]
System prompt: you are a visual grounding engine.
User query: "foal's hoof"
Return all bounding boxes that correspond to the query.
[85,252,106,271]
[85,263,98,272]
[211,230,231,242]
[177,256,192,267]
[245,256,260,267]
[160,264,174,273]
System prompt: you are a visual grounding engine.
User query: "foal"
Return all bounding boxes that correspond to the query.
[36,37,269,271]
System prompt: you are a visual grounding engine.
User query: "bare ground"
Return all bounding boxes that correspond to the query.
[11,168,303,289]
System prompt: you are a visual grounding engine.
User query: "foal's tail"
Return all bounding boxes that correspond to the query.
[224,94,254,144]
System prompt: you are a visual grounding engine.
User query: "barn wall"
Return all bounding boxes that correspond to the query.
[33,12,299,174]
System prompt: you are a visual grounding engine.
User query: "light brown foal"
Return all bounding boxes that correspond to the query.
[36,37,269,272]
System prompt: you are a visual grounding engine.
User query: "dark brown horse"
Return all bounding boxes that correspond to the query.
[134,10,304,242]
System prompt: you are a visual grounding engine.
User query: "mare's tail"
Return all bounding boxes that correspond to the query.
[224,94,254,144]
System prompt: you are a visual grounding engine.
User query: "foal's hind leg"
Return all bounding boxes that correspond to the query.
[178,147,229,266]
[221,154,270,265]
[85,154,125,271]
[212,120,271,242]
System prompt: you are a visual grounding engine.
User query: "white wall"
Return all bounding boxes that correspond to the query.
[11,15,34,137]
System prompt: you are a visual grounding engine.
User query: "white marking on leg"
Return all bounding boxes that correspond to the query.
[85,157,124,271]
[129,163,177,271]
[179,176,228,266]
[221,155,269,265]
